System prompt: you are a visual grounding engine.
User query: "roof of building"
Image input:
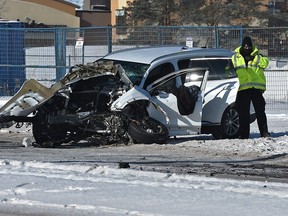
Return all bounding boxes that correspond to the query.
[57,0,81,9]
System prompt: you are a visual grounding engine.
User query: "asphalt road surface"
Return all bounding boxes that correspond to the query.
[1,117,288,183]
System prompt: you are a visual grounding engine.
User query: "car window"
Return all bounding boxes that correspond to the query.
[101,59,149,86]
[144,63,175,90]
[178,58,236,81]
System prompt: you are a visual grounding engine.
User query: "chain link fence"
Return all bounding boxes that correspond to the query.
[0,25,287,110]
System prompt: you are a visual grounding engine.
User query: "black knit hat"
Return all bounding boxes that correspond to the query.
[242,36,253,47]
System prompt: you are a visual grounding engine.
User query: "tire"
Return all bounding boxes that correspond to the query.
[32,113,67,147]
[212,106,240,139]
[128,117,169,144]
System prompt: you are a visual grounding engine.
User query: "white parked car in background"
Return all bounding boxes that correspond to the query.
[0,46,255,147]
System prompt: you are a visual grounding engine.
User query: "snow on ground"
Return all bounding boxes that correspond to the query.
[0,159,288,216]
[0,97,11,108]
[1,97,288,215]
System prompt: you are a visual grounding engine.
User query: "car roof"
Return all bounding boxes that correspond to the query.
[102,45,234,64]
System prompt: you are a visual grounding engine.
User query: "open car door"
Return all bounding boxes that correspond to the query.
[146,67,209,136]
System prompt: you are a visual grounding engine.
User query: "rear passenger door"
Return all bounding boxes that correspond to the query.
[181,57,238,124]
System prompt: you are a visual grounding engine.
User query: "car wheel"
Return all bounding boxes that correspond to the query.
[212,106,240,139]
[32,113,67,147]
[128,117,169,144]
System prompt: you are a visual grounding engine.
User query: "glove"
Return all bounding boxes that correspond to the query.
[245,55,255,61]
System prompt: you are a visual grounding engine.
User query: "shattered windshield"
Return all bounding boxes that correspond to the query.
[102,59,149,85]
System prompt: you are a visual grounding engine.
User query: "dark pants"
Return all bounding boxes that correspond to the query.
[236,88,269,139]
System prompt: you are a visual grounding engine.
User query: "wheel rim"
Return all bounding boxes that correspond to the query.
[223,108,239,136]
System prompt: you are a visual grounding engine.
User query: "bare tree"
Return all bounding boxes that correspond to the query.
[125,0,180,26]
[180,0,266,26]
[125,0,267,27]
[267,0,288,27]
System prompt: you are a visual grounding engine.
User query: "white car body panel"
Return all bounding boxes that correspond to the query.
[111,86,151,111]
[112,68,209,136]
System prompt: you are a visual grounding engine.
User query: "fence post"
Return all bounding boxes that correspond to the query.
[215,26,219,48]
[81,29,85,64]
[158,26,163,45]
[107,25,112,54]
[55,28,66,81]
[239,27,244,45]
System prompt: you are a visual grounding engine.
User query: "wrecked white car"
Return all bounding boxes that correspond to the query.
[0,46,255,147]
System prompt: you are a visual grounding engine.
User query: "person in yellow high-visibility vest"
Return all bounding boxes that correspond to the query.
[232,36,270,139]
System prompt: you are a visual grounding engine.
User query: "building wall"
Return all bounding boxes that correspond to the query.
[23,0,78,15]
[83,0,111,10]
[1,0,80,28]
[76,10,111,27]
[79,0,128,27]
[111,0,129,26]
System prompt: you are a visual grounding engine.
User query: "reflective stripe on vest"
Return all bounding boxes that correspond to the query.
[239,82,266,90]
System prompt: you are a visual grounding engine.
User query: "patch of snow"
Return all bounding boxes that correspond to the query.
[0,159,288,216]
[66,0,83,9]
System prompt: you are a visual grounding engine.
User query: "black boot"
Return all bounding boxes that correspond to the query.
[261,132,271,138]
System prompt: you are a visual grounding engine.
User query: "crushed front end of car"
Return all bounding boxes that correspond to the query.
[0,61,138,147]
